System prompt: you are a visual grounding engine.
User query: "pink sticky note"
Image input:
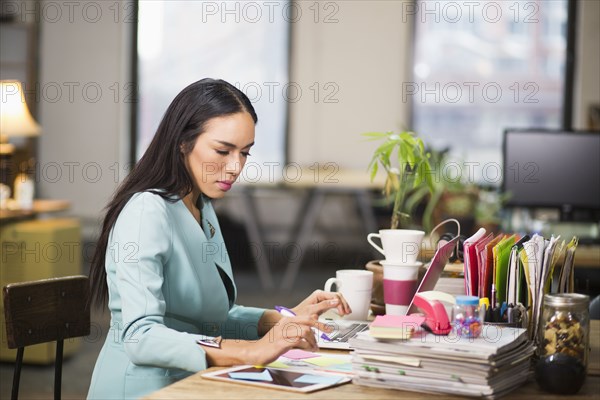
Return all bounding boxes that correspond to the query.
[370,314,426,328]
[281,349,319,360]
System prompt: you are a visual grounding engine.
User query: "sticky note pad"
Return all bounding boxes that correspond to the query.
[282,349,319,360]
[228,369,273,381]
[294,374,342,385]
[265,361,290,369]
[326,363,353,372]
[371,314,426,328]
[304,357,348,367]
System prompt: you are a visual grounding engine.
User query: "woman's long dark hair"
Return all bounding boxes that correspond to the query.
[89,78,257,307]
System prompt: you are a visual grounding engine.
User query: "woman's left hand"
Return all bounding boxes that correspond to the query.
[291,290,352,317]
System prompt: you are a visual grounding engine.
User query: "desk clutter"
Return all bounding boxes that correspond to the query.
[345,225,590,398]
[197,226,592,397]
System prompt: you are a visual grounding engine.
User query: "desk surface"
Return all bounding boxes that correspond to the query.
[0,199,71,222]
[235,167,385,190]
[145,374,600,399]
[575,245,600,268]
[146,321,600,399]
[282,168,384,190]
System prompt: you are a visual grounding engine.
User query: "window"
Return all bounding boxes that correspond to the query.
[137,1,289,179]
[411,0,568,183]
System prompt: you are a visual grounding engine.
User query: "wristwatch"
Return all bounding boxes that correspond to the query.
[196,336,222,348]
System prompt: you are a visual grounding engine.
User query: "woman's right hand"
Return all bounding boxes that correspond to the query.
[246,316,333,366]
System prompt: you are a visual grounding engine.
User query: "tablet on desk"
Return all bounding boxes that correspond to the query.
[201,365,351,393]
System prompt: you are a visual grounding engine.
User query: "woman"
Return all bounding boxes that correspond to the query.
[87,79,351,399]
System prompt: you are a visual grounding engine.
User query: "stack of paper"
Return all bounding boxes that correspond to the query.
[350,325,534,399]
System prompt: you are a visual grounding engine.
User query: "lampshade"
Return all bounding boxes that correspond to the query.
[1,80,41,136]
[0,80,40,155]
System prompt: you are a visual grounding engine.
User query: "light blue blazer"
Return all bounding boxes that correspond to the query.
[87,192,265,399]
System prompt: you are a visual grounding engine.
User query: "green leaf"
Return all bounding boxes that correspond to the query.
[369,161,379,182]
[362,132,389,140]
[405,185,430,213]
[399,145,408,166]
[377,140,396,154]
[399,132,414,142]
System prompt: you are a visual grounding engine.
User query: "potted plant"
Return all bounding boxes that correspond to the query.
[363,131,435,312]
[364,131,434,229]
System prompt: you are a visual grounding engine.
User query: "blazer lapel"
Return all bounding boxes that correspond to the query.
[199,196,237,305]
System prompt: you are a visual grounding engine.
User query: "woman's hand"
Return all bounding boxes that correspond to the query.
[291,289,352,317]
[247,316,333,366]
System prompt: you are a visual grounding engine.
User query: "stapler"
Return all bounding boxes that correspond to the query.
[411,292,453,335]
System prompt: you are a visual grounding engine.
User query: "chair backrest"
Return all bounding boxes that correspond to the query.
[3,275,90,349]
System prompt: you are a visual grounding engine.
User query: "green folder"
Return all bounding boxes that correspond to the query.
[493,235,516,304]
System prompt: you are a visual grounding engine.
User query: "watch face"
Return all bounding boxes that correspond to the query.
[196,337,221,348]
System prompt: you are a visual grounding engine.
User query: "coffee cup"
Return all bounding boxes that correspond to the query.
[381,261,422,316]
[367,229,425,264]
[324,269,373,320]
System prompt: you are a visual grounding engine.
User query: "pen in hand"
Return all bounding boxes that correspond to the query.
[275,306,332,341]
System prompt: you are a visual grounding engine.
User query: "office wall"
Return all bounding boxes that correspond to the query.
[573,0,600,130]
[288,0,413,170]
[36,0,131,234]
[27,0,597,237]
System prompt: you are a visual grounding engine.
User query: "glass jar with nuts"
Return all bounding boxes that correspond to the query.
[535,293,590,395]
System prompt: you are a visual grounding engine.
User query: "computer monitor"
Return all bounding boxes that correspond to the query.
[502,129,600,222]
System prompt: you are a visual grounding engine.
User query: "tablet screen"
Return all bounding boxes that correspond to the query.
[202,365,350,393]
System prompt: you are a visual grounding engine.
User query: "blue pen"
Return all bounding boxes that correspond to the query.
[275,306,332,341]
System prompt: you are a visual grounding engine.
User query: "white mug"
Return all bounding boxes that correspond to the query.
[324,269,373,320]
[367,229,425,264]
[381,261,422,316]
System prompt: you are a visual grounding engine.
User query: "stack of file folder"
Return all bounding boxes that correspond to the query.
[462,228,579,338]
[350,326,535,399]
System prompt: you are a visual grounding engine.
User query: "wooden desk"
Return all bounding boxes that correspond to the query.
[145,374,600,399]
[146,321,600,399]
[0,199,71,222]
[575,245,600,269]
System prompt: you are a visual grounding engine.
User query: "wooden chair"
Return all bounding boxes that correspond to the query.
[2,275,90,400]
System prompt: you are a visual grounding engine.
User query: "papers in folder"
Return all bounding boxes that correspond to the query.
[462,228,579,338]
[520,235,578,339]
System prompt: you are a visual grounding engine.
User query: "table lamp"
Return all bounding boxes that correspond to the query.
[0,80,41,154]
[0,80,41,207]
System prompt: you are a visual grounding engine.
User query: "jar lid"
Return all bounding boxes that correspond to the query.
[544,293,589,307]
[456,295,479,306]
